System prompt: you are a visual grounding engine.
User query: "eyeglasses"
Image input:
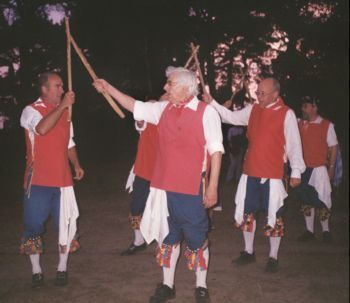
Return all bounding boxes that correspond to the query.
[256,90,276,97]
[166,80,177,86]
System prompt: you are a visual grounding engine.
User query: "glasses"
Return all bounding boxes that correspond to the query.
[256,90,276,97]
[166,80,177,86]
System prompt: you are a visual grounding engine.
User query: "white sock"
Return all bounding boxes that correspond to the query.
[243,220,256,254]
[29,253,42,274]
[133,229,145,246]
[305,208,315,233]
[57,248,69,272]
[320,219,330,232]
[163,245,180,289]
[195,247,209,289]
[269,237,281,260]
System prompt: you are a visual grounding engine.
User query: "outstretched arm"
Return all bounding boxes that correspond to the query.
[93,79,135,112]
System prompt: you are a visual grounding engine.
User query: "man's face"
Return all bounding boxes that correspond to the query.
[41,75,64,104]
[163,74,189,104]
[301,103,317,120]
[256,79,279,108]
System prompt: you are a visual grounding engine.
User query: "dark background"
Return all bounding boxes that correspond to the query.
[0,0,349,201]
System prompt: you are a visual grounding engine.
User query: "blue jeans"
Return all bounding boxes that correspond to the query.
[23,185,61,239]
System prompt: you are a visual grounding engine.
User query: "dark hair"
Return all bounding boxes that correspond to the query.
[37,72,59,92]
[232,89,246,109]
[301,95,320,107]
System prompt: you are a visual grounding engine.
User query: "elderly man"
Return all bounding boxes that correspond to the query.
[204,78,305,273]
[296,96,338,243]
[94,67,223,303]
[20,72,84,288]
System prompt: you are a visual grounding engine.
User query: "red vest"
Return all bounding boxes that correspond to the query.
[151,101,207,195]
[23,100,73,188]
[134,123,158,181]
[298,118,330,167]
[243,99,289,179]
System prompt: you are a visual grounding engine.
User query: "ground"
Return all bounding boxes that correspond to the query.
[0,117,348,303]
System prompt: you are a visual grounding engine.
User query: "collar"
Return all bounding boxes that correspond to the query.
[309,115,322,124]
[171,96,199,111]
[265,97,284,109]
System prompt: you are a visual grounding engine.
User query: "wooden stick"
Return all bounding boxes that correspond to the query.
[65,18,72,121]
[190,43,207,94]
[69,34,125,118]
[184,45,200,69]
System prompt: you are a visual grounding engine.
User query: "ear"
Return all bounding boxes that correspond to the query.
[41,85,48,95]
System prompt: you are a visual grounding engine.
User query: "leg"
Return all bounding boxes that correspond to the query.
[22,185,56,287]
[179,188,211,303]
[122,176,150,255]
[317,207,332,243]
[234,177,261,265]
[149,192,183,303]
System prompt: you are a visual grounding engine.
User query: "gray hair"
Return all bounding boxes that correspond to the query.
[271,78,280,93]
[165,66,199,96]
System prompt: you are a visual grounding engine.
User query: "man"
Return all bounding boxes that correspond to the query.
[94,66,224,303]
[20,72,84,288]
[204,78,305,273]
[296,96,338,243]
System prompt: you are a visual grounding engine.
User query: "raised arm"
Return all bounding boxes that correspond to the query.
[93,79,136,113]
[203,93,252,126]
[36,92,75,135]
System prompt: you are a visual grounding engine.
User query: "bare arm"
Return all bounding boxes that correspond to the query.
[327,145,337,180]
[68,146,84,180]
[36,92,75,135]
[204,151,222,208]
[93,79,135,113]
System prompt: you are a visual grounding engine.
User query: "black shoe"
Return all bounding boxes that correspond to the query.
[297,230,315,242]
[195,287,211,303]
[265,257,279,273]
[55,271,68,286]
[32,273,44,289]
[232,251,256,266]
[149,283,175,303]
[322,231,333,243]
[120,242,147,256]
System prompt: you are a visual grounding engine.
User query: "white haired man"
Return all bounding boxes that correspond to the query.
[94,67,224,303]
[204,78,305,273]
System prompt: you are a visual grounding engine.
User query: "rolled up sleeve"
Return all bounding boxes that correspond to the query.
[203,106,225,155]
[133,101,168,125]
[20,106,42,134]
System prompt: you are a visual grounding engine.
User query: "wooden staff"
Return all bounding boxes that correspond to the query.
[190,43,207,94]
[65,18,72,121]
[68,34,125,118]
[184,45,200,69]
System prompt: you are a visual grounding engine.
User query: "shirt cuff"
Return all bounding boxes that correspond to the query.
[291,169,301,179]
[207,142,225,156]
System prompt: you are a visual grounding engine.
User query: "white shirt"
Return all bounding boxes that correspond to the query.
[211,99,306,178]
[134,96,225,155]
[136,96,224,245]
[20,98,75,149]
